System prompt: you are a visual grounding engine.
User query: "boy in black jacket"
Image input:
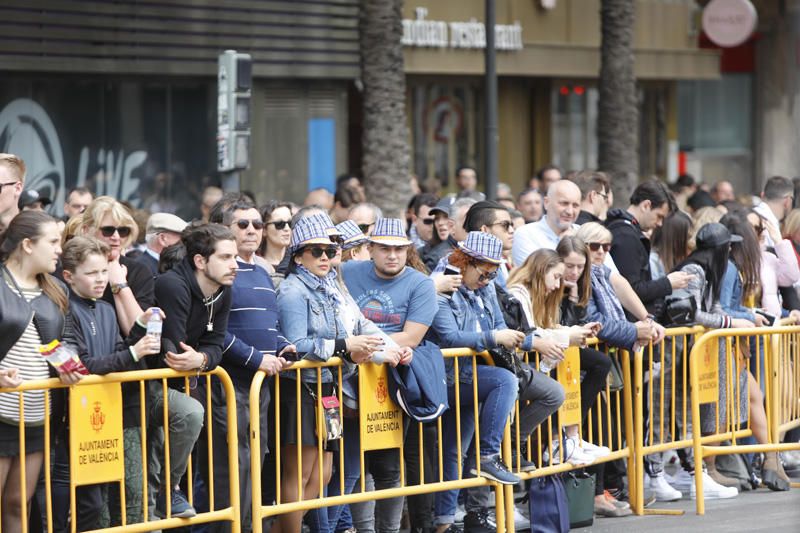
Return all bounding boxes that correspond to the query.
[55,236,161,530]
[150,223,237,519]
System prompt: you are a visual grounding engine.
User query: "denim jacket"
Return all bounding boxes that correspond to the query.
[427,284,505,385]
[277,271,353,384]
[720,260,756,322]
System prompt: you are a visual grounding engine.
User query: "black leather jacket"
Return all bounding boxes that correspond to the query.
[0,266,66,360]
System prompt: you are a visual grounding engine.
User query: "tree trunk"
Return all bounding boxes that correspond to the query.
[360,0,412,219]
[598,0,638,207]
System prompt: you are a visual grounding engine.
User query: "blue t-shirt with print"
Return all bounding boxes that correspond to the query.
[342,260,437,334]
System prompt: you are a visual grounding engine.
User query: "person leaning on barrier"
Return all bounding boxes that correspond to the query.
[426,232,523,533]
[719,213,793,491]
[0,211,74,532]
[53,236,162,530]
[205,197,296,533]
[674,222,752,500]
[149,223,237,519]
[275,216,412,533]
[341,218,438,533]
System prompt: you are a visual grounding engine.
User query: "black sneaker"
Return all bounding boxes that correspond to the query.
[470,455,521,485]
[155,487,196,518]
[463,510,496,533]
[510,453,537,473]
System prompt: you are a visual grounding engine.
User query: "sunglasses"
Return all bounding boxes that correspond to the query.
[358,223,374,234]
[475,265,498,282]
[305,246,338,259]
[268,220,291,230]
[421,218,435,225]
[234,218,265,230]
[588,242,611,252]
[490,220,513,231]
[99,226,132,238]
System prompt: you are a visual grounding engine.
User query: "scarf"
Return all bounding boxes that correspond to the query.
[590,263,626,321]
[296,265,343,307]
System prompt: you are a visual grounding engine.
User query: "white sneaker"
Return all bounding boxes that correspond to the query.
[665,468,693,493]
[690,471,739,500]
[543,438,595,466]
[573,437,611,458]
[647,473,682,501]
[454,503,466,523]
[564,438,595,466]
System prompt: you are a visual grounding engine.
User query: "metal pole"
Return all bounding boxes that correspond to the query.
[484,0,498,201]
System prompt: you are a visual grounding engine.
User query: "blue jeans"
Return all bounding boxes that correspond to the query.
[434,365,517,526]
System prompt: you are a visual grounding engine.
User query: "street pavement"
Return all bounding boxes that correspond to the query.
[585,486,800,532]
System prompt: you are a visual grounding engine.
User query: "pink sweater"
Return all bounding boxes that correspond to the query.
[760,239,800,316]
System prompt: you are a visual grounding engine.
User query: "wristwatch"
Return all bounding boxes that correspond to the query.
[111,282,129,294]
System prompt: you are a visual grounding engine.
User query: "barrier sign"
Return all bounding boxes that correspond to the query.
[697,341,720,404]
[557,347,582,426]
[69,382,124,485]
[359,363,403,450]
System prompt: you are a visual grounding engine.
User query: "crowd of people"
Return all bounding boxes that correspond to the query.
[0,150,799,533]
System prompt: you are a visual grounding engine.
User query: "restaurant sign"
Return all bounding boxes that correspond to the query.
[402,7,523,51]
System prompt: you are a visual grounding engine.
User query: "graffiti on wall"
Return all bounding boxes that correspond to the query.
[0,98,148,216]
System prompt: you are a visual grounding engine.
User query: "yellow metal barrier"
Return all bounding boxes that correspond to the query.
[249,350,510,533]
[632,326,705,515]
[689,325,800,514]
[498,341,638,531]
[0,367,240,533]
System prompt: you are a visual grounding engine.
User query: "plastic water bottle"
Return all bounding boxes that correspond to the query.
[146,308,162,342]
[539,359,553,374]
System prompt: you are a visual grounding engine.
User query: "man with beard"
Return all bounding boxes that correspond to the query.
[151,223,237,519]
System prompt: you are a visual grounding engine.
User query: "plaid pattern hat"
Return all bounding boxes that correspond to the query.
[306,212,342,236]
[290,216,335,254]
[458,231,503,265]
[336,220,369,250]
[369,218,412,246]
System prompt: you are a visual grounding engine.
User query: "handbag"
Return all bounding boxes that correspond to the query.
[528,474,570,533]
[607,355,624,392]
[564,472,595,528]
[487,346,534,393]
[663,288,696,326]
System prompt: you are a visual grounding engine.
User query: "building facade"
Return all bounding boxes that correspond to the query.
[401,0,720,193]
[0,0,357,218]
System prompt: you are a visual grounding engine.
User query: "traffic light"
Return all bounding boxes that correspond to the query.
[217,50,252,172]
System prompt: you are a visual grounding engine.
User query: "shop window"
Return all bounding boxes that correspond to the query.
[0,78,216,220]
[409,82,483,188]
[551,84,598,172]
[678,74,752,151]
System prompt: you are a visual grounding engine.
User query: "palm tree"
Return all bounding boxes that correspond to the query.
[598,0,638,206]
[360,0,412,218]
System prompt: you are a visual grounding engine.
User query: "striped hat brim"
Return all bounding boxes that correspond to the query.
[457,242,503,265]
[368,235,413,246]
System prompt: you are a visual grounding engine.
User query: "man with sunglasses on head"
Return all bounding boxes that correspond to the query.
[136,213,188,275]
[205,197,295,533]
[463,200,515,287]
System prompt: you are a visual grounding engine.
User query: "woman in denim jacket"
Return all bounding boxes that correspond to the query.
[276,216,409,533]
[427,232,523,532]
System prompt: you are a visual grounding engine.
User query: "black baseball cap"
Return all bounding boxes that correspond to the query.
[429,195,456,217]
[695,222,743,249]
[18,189,52,210]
